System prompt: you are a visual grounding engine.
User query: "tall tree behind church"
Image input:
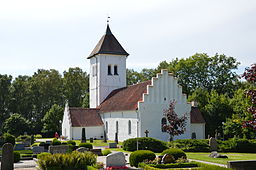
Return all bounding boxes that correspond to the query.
[63,67,89,107]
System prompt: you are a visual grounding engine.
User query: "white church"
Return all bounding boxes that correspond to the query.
[62,24,205,141]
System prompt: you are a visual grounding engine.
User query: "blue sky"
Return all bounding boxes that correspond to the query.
[0,0,255,78]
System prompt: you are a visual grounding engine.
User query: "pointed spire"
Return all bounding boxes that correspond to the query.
[106,24,112,35]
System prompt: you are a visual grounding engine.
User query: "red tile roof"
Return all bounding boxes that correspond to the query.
[98,80,152,112]
[69,108,103,127]
[190,106,206,123]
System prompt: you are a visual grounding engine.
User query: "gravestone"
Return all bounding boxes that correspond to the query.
[32,146,44,154]
[1,143,14,170]
[115,132,118,144]
[209,151,228,158]
[90,149,102,156]
[209,137,218,151]
[109,143,117,148]
[49,145,70,154]
[81,128,86,143]
[103,130,107,143]
[106,152,126,167]
[90,138,93,143]
[161,154,175,164]
[228,160,256,170]
[76,147,90,152]
[14,144,25,150]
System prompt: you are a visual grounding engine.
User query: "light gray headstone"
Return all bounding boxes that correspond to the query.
[106,152,126,167]
[76,147,89,152]
[32,146,45,154]
[1,143,14,170]
[49,145,70,154]
[209,137,218,151]
[14,144,26,150]
[109,143,117,148]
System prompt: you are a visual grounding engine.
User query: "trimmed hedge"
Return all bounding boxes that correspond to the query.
[0,133,16,146]
[52,138,61,145]
[129,150,156,167]
[169,139,210,152]
[79,143,93,149]
[14,151,21,163]
[218,138,256,153]
[67,140,76,146]
[139,162,198,169]
[37,151,97,170]
[161,148,186,160]
[102,149,112,156]
[123,137,168,153]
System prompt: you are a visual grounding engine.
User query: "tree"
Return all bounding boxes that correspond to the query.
[42,104,64,136]
[157,53,240,95]
[241,63,256,130]
[0,74,12,132]
[63,67,89,107]
[3,113,30,137]
[162,100,187,141]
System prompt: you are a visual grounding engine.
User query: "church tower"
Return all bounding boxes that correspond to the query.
[88,24,129,108]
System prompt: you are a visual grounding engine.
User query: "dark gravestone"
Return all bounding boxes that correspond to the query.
[90,149,102,156]
[228,160,256,170]
[109,143,117,148]
[115,132,118,144]
[90,138,93,143]
[209,137,218,151]
[145,130,149,137]
[191,132,196,139]
[1,143,14,170]
[14,144,26,150]
[49,145,70,154]
[81,128,86,143]
[103,130,107,143]
[76,147,90,152]
[32,146,44,154]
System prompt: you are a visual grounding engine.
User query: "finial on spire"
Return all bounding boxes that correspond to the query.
[107,16,110,25]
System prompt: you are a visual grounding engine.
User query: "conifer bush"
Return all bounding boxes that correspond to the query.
[13,151,21,163]
[67,140,76,146]
[79,143,93,149]
[52,138,61,145]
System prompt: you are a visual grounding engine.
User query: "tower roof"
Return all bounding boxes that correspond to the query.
[87,24,129,59]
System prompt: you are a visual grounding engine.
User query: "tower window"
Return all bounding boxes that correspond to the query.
[108,65,112,75]
[128,120,131,134]
[114,65,118,75]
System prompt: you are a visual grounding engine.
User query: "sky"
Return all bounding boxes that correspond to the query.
[0,0,255,78]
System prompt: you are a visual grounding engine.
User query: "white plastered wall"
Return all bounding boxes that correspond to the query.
[71,126,104,140]
[89,54,127,108]
[101,110,139,141]
[138,70,191,142]
[190,123,205,139]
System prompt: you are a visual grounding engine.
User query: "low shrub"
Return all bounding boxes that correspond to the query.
[37,152,52,160]
[14,151,21,163]
[3,133,16,146]
[218,138,256,153]
[32,143,39,147]
[35,134,42,138]
[161,148,186,160]
[52,138,61,145]
[123,137,168,153]
[79,143,93,149]
[67,140,76,146]
[39,142,46,146]
[16,135,31,142]
[102,149,112,156]
[129,150,156,167]
[37,151,97,170]
[169,139,210,152]
[140,162,198,169]
[62,142,68,145]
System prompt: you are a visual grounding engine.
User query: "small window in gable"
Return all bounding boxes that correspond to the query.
[128,120,131,134]
[114,65,118,75]
[108,65,112,75]
[161,117,167,132]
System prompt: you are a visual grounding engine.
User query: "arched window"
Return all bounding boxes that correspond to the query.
[116,121,119,133]
[128,120,131,134]
[114,65,118,75]
[161,117,167,132]
[108,65,112,75]
[106,121,108,133]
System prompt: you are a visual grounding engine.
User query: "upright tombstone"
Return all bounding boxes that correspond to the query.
[90,138,93,143]
[106,152,126,167]
[209,137,218,151]
[1,143,14,170]
[115,132,118,144]
[81,128,86,143]
[103,130,107,143]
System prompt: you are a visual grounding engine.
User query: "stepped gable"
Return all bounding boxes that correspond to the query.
[190,106,205,123]
[98,80,152,112]
[69,108,103,127]
[88,24,129,59]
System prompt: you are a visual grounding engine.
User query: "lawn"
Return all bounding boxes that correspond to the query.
[186,152,256,165]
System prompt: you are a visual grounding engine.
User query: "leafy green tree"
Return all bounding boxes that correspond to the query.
[0,74,12,132]
[3,113,30,137]
[42,104,64,136]
[63,67,89,107]
[126,69,142,85]
[82,92,90,108]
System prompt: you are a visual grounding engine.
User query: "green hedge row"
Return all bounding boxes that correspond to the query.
[123,137,168,153]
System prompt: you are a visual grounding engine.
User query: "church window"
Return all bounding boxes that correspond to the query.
[161,117,167,132]
[108,65,112,75]
[114,65,118,75]
[128,120,131,134]
[116,121,119,133]
[106,121,108,133]
[92,65,97,77]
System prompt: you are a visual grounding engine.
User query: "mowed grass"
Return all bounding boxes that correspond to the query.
[186,152,256,165]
